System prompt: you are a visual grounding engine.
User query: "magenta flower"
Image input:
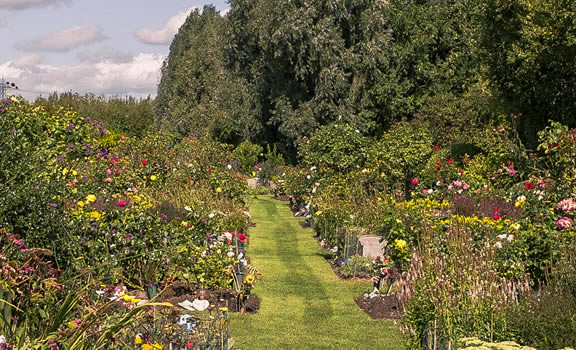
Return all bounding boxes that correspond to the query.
[117,201,127,207]
[411,178,419,186]
[557,217,573,229]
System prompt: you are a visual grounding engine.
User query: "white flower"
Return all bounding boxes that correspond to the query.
[224,231,233,240]
[436,181,441,187]
[227,251,235,258]
[243,211,251,218]
[497,234,507,239]
[538,195,544,201]
[0,336,7,344]
[306,175,311,180]
[310,166,317,172]
[355,129,360,133]
[516,195,526,201]
[330,246,338,253]
[428,189,434,194]
[494,242,503,249]
[96,290,105,296]
[227,164,233,170]
[507,235,514,242]
[208,213,215,219]
[184,206,192,212]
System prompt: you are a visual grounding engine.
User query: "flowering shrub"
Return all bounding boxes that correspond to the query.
[0,98,253,347]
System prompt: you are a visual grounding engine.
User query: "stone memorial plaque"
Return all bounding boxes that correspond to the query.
[358,235,387,258]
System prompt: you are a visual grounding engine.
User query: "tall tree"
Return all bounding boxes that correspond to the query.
[483,0,576,146]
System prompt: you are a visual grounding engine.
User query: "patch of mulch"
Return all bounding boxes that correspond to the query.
[139,281,260,314]
[299,221,311,229]
[274,194,290,201]
[355,294,401,320]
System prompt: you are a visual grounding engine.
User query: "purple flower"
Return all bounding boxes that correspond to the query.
[49,203,58,208]
[9,129,15,134]
[160,213,168,224]
[0,108,5,113]
[201,218,207,225]
[126,233,133,239]
[3,99,12,105]
[55,155,65,164]
[34,186,39,190]
[65,122,75,132]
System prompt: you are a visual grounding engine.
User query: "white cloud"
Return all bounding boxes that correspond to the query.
[0,0,68,10]
[220,7,230,16]
[12,54,43,66]
[1,53,164,99]
[136,7,197,45]
[16,25,105,52]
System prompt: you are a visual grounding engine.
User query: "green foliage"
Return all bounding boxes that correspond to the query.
[482,0,576,145]
[339,255,373,278]
[367,122,433,197]
[156,6,259,143]
[299,124,371,173]
[234,140,263,174]
[34,93,155,137]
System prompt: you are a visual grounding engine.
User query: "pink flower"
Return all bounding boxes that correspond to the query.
[115,169,121,174]
[463,184,469,190]
[411,178,419,186]
[459,169,465,174]
[380,267,388,276]
[492,214,501,220]
[453,181,462,188]
[506,168,517,175]
[106,169,113,175]
[556,198,576,211]
[104,177,113,183]
[118,201,126,207]
[557,217,573,229]
[422,189,428,194]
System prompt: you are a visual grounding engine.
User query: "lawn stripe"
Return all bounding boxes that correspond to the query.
[230,196,403,350]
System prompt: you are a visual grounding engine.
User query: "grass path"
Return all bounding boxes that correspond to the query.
[230,196,403,349]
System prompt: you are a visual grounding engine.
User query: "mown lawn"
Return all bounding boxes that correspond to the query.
[230,196,404,349]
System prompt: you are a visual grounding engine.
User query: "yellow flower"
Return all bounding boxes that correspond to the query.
[134,195,142,202]
[88,211,102,220]
[142,344,163,350]
[150,175,157,181]
[245,275,255,285]
[135,335,142,345]
[515,200,525,208]
[72,170,78,176]
[216,187,222,193]
[62,168,69,175]
[315,211,323,216]
[395,239,408,250]
[86,194,96,203]
[181,221,188,227]
[219,307,228,312]
[77,201,85,208]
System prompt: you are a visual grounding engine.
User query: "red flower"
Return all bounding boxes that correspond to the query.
[187,342,194,348]
[237,233,247,243]
[434,146,440,150]
[208,168,212,172]
[525,183,534,191]
[111,156,118,163]
[494,208,499,213]
[141,160,147,165]
[492,214,500,220]
[447,157,454,164]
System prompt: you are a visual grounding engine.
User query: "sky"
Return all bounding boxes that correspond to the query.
[0,0,229,100]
